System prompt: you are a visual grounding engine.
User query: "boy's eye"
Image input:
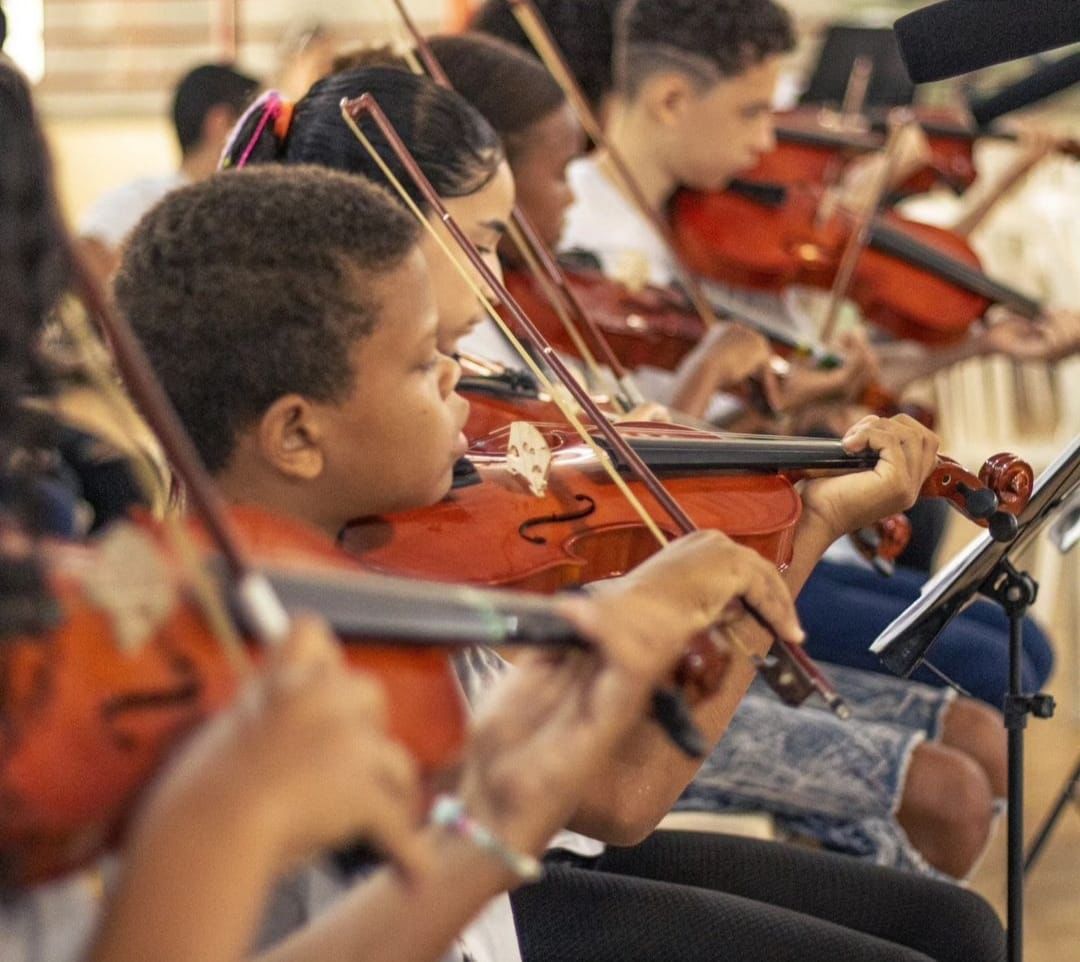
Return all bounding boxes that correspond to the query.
[477,246,496,256]
[418,356,440,372]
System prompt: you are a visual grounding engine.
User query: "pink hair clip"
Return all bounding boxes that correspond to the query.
[220,90,294,170]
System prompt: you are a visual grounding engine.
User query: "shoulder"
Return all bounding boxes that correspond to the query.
[78,173,188,248]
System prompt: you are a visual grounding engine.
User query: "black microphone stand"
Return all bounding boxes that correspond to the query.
[872,434,1080,962]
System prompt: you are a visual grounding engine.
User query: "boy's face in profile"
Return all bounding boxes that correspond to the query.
[306,247,470,520]
[666,56,782,190]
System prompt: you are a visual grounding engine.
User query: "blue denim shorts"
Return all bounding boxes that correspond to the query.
[676,663,956,875]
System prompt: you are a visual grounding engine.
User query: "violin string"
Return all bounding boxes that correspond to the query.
[57,303,251,671]
[339,101,670,547]
[382,0,635,410]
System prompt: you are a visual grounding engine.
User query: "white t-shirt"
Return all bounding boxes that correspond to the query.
[79,172,189,249]
[561,155,787,422]
[0,863,113,962]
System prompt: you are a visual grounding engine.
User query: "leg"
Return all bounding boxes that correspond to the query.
[512,864,936,962]
[939,698,1007,796]
[593,831,1005,962]
[897,742,996,878]
[799,560,1053,704]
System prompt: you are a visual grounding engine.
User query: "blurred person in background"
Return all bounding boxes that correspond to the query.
[77,63,258,284]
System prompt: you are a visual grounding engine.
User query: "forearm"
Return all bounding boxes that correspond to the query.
[88,802,281,962]
[567,509,840,844]
[876,336,987,392]
[258,831,512,962]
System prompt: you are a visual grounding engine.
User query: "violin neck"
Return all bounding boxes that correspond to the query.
[867,221,1043,319]
[775,124,880,154]
[597,434,878,473]
[244,564,587,649]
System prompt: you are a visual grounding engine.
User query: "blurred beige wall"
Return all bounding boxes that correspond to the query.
[47,117,176,226]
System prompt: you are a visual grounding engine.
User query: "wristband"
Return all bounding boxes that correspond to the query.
[430,794,544,883]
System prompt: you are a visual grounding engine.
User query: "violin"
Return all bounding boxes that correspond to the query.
[457,351,615,441]
[499,263,935,425]
[342,422,1033,631]
[1,504,666,886]
[502,265,704,373]
[757,106,1080,198]
[671,180,1044,344]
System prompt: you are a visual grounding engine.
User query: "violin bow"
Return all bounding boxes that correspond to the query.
[340,92,849,719]
[382,0,645,411]
[818,116,911,345]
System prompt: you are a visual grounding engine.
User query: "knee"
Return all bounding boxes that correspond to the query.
[900,744,995,878]
[940,698,1007,796]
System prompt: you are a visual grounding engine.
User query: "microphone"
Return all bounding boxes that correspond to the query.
[894,0,1080,83]
[970,51,1080,126]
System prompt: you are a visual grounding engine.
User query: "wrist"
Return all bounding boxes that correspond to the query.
[133,775,284,883]
[797,495,848,545]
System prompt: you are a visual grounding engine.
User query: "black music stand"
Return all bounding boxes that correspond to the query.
[872,434,1080,962]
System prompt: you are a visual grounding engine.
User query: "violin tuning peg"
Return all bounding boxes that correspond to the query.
[955,481,999,521]
[988,510,1020,543]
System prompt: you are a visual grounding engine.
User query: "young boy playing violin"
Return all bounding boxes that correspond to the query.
[311,41,1009,878]
[112,141,1003,962]
[556,0,1058,703]
[0,57,774,962]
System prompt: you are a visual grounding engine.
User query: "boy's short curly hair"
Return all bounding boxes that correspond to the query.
[114,165,420,473]
[615,0,795,97]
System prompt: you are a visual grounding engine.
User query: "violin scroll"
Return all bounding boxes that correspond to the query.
[922,454,1034,542]
[850,514,914,576]
[979,453,1035,516]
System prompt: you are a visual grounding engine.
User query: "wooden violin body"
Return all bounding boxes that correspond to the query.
[502,266,704,373]
[343,427,803,589]
[671,182,1041,344]
[0,507,470,886]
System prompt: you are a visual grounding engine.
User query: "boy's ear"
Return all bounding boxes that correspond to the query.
[642,72,698,127]
[257,394,326,481]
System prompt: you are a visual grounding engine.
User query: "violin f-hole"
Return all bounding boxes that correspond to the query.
[519,495,597,545]
[100,653,203,752]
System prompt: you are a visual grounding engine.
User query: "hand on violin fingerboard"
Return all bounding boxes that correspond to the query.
[798,415,941,538]
[771,330,880,412]
[982,307,1080,363]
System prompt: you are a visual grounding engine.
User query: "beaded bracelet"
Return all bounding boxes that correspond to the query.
[430,794,544,883]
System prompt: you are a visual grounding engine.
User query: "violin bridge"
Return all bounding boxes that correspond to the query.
[506,421,554,498]
[84,523,178,654]
[612,250,651,294]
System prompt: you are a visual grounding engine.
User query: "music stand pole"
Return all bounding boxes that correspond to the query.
[980,559,1056,962]
[872,435,1080,962]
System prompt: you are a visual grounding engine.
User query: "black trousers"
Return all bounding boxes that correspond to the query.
[511,831,1004,962]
